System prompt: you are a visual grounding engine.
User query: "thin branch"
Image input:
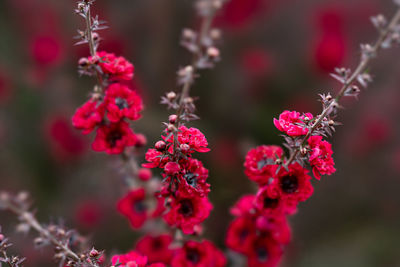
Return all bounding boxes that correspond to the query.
[284,7,400,168]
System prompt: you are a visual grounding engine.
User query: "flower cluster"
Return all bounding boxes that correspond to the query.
[72,53,143,154]
[110,235,226,267]
[143,124,213,235]
[72,1,143,155]
[226,110,337,266]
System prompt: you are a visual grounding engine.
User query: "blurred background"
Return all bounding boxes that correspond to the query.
[0,0,400,266]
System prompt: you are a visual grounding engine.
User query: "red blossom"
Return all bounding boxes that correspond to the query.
[72,99,105,134]
[268,163,314,209]
[104,83,143,122]
[92,121,137,154]
[225,216,257,254]
[164,162,181,176]
[273,110,313,136]
[246,236,283,267]
[307,135,336,179]
[230,194,256,217]
[244,145,284,185]
[171,240,226,267]
[163,189,212,235]
[117,188,148,229]
[254,185,288,215]
[163,126,210,154]
[111,251,165,267]
[96,51,134,80]
[135,234,174,264]
[142,149,167,168]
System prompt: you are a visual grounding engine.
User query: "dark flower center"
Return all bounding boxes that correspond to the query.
[152,238,163,250]
[133,201,147,213]
[280,175,299,194]
[186,249,200,264]
[256,247,268,262]
[264,197,279,209]
[178,199,194,217]
[184,173,198,188]
[239,228,249,242]
[115,97,129,109]
[107,130,122,147]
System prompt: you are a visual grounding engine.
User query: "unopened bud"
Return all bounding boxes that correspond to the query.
[328,120,335,126]
[180,144,190,153]
[78,57,89,67]
[210,29,221,40]
[167,124,177,132]
[207,47,220,58]
[155,141,166,151]
[77,3,85,11]
[0,234,4,241]
[300,147,307,155]
[167,91,176,100]
[183,97,193,104]
[169,114,178,124]
[135,133,147,147]
[89,248,99,258]
[275,158,282,165]
[212,0,222,9]
[182,28,195,39]
[92,32,99,42]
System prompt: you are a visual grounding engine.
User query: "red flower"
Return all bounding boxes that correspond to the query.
[163,189,212,235]
[254,214,291,245]
[104,83,143,122]
[45,116,87,161]
[111,251,148,267]
[72,100,105,134]
[138,168,152,181]
[171,240,226,267]
[30,34,64,67]
[117,188,148,229]
[135,234,174,264]
[307,135,336,179]
[178,158,210,197]
[254,185,288,215]
[163,126,210,153]
[268,163,314,208]
[96,51,134,80]
[313,33,347,73]
[245,236,283,267]
[92,121,136,154]
[230,194,256,217]
[178,126,210,153]
[244,145,284,185]
[226,216,256,254]
[111,251,165,267]
[142,149,168,169]
[273,110,313,136]
[164,162,181,176]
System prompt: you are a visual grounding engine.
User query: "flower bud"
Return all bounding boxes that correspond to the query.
[167,91,176,100]
[167,124,177,132]
[180,144,190,153]
[207,47,220,58]
[155,141,166,151]
[169,114,178,124]
[135,133,147,147]
[89,248,99,258]
[164,162,181,176]
[138,168,152,181]
[78,57,89,67]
